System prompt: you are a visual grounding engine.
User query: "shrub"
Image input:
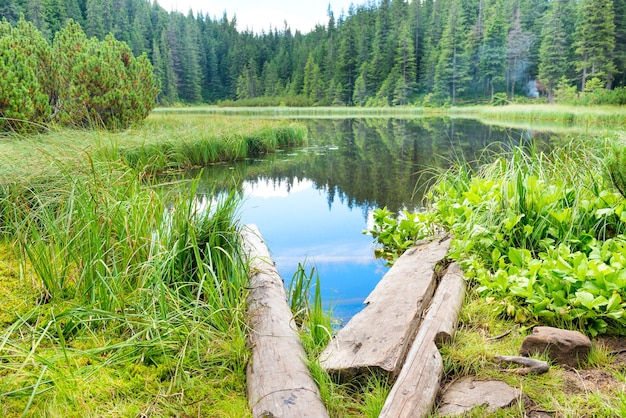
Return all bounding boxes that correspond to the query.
[0,18,159,132]
[0,19,51,132]
[52,21,159,130]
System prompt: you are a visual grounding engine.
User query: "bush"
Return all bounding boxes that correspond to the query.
[0,19,51,132]
[0,18,159,132]
[217,95,313,107]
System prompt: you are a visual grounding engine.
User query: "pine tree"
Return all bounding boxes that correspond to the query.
[575,0,616,90]
[335,13,358,104]
[538,2,569,102]
[506,7,534,99]
[479,0,507,100]
[612,0,626,86]
[393,20,417,104]
[85,0,106,38]
[0,18,51,132]
[433,0,468,104]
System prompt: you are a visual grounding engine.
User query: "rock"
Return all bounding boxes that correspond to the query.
[436,377,524,416]
[520,326,591,368]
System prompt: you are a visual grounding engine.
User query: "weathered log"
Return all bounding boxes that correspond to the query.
[241,225,329,418]
[379,262,465,418]
[320,235,451,380]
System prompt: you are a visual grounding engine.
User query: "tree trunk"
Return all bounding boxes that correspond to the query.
[242,225,329,418]
[379,263,466,418]
[320,235,451,380]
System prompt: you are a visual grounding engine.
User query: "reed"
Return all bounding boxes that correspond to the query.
[449,104,626,127]
[0,146,253,415]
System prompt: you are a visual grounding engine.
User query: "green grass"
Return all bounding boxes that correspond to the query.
[436,293,626,417]
[0,116,307,416]
[0,165,252,416]
[449,104,626,128]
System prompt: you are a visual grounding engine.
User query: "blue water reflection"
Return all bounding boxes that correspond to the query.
[238,177,388,323]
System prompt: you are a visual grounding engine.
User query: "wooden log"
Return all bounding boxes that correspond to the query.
[320,235,451,380]
[241,225,329,418]
[379,262,465,418]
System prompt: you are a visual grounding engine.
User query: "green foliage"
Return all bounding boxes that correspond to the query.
[0,149,250,415]
[365,207,432,265]
[288,263,332,355]
[608,138,626,199]
[52,21,159,130]
[370,142,626,335]
[554,76,578,103]
[491,92,509,106]
[0,19,51,132]
[0,18,158,132]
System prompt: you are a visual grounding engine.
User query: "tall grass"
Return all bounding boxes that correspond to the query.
[107,115,308,174]
[0,166,252,414]
[0,132,259,415]
[449,104,626,127]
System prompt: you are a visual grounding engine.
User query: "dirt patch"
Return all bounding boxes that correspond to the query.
[562,369,622,394]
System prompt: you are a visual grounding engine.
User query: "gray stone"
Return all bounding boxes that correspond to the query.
[437,377,523,416]
[520,326,591,368]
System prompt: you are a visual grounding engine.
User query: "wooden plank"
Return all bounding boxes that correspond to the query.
[379,262,465,418]
[320,235,451,379]
[241,225,329,418]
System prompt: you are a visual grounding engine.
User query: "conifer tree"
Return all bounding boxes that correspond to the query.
[506,7,533,99]
[538,2,569,102]
[575,0,616,90]
[0,19,50,131]
[480,0,507,100]
[434,0,468,104]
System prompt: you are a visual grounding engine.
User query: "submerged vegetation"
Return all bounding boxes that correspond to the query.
[0,117,306,416]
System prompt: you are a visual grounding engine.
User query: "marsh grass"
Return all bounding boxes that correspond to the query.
[0,117,299,416]
[449,104,626,128]
[0,163,252,415]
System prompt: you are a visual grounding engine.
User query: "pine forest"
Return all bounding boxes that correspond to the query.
[2,0,626,107]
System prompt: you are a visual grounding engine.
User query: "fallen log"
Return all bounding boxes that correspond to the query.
[241,225,329,418]
[379,262,465,418]
[320,235,451,380]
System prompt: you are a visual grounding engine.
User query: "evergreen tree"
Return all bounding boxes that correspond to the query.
[85,0,105,38]
[479,0,507,100]
[335,11,358,104]
[433,0,468,104]
[575,0,616,90]
[0,18,51,131]
[506,7,534,99]
[538,2,569,102]
[393,20,417,104]
[612,0,626,86]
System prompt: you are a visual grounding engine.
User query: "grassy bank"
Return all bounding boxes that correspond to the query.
[154,104,626,128]
[0,117,307,416]
[449,104,626,128]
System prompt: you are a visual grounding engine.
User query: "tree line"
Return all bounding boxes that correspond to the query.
[2,0,625,106]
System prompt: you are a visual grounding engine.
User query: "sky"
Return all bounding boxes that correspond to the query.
[158,0,367,34]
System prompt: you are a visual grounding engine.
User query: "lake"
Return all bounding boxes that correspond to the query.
[192,117,561,323]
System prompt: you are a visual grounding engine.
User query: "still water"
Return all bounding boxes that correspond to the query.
[193,118,559,323]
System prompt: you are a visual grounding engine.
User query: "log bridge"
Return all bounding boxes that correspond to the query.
[241,225,465,418]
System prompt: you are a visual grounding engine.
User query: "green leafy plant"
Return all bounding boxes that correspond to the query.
[365,207,432,265]
[369,142,626,335]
